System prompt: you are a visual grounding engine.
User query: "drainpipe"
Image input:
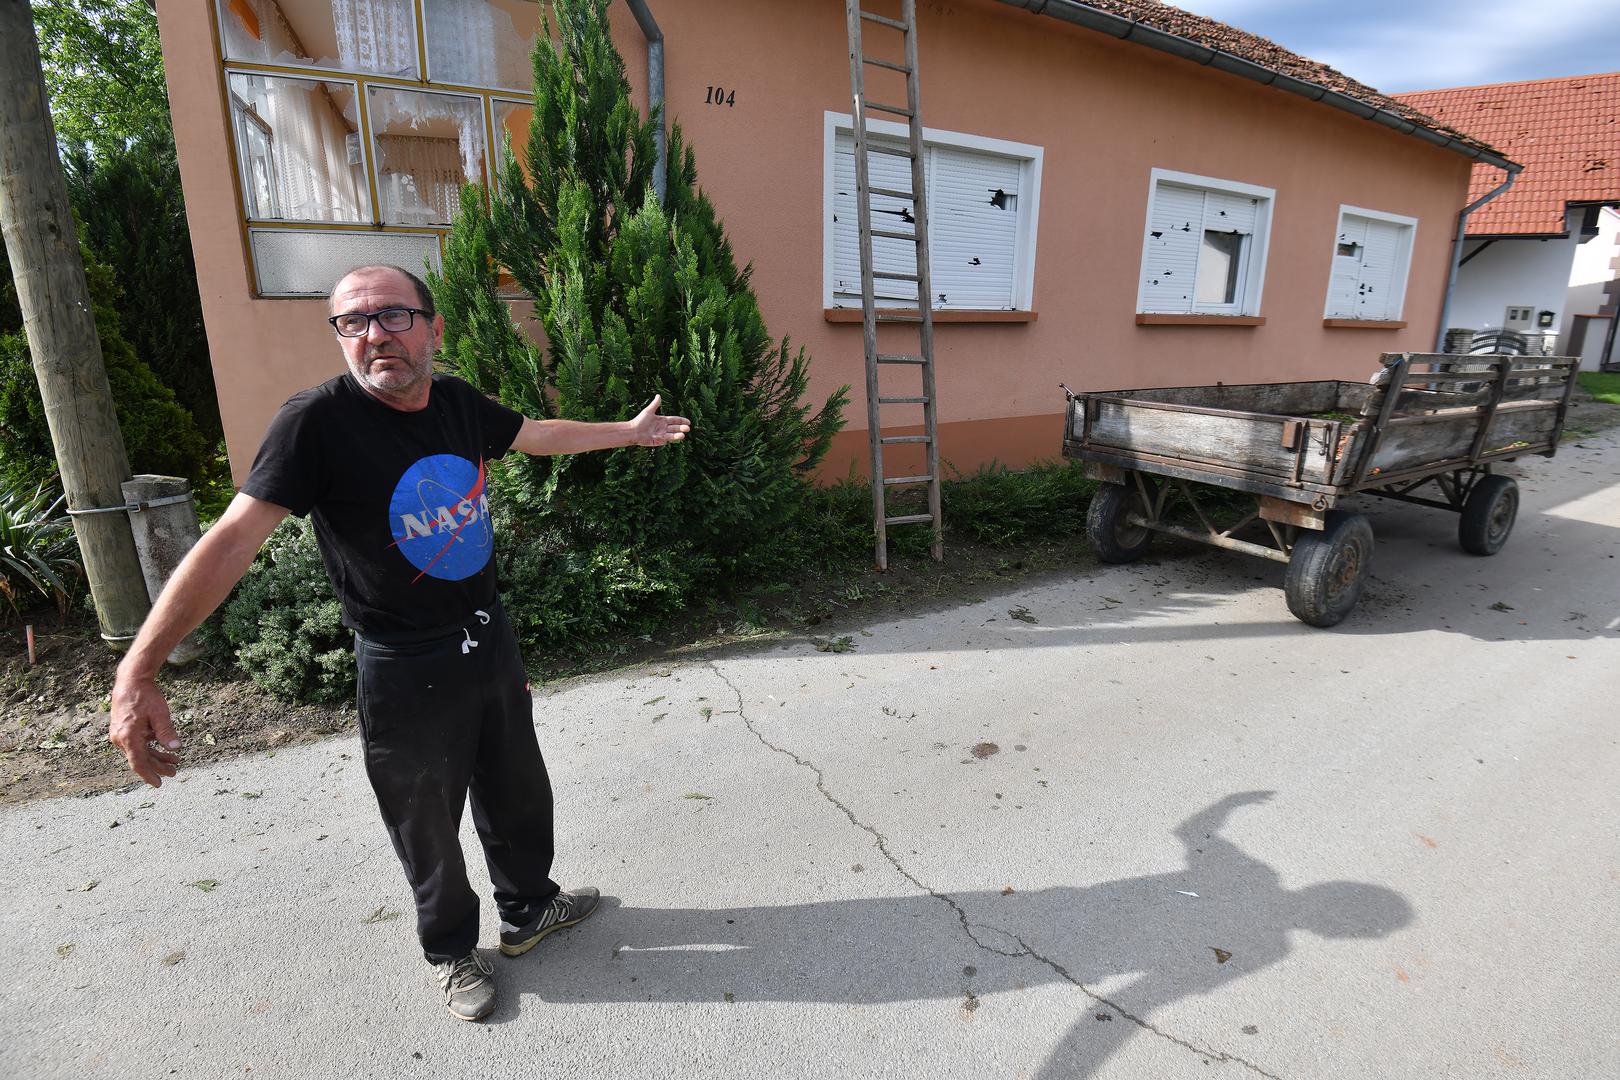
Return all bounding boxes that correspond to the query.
[1435,165,1521,352]
[624,0,666,202]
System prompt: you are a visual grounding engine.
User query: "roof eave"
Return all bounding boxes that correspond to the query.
[996,0,1521,173]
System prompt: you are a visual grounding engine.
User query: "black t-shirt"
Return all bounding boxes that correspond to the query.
[242,373,525,640]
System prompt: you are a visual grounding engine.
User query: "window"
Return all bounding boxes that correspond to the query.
[1324,206,1416,322]
[216,0,540,296]
[824,113,1042,311]
[1138,169,1274,317]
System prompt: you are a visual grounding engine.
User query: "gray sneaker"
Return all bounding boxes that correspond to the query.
[430,951,496,1021]
[499,886,601,957]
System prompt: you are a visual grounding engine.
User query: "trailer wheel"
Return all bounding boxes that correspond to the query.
[1087,480,1154,564]
[1284,510,1374,628]
[1458,474,1518,556]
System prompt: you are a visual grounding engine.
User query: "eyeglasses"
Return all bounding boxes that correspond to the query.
[328,307,432,338]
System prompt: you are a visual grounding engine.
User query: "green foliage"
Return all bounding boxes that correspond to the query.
[30,0,172,156]
[65,142,219,442]
[0,244,211,488]
[940,461,1098,545]
[1578,371,1620,405]
[431,0,847,624]
[0,480,82,618]
[218,518,354,704]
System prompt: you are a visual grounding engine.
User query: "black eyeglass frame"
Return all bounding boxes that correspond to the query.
[327,307,434,338]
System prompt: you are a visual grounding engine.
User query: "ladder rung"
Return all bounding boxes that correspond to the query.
[868,185,916,201]
[833,293,917,305]
[876,352,925,363]
[884,513,935,525]
[874,314,924,324]
[873,270,920,282]
[860,11,908,31]
[865,143,916,160]
[880,435,932,444]
[870,228,917,242]
[879,396,928,404]
[882,474,934,487]
[862,56,913,74]
[865,101,914,118]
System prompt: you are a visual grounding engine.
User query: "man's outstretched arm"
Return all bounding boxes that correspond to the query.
[109,492,290,787]
[510,394,691,456]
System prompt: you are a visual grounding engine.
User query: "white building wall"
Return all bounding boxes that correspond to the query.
[1558,207,1619,367]
[1450,209,1582,335]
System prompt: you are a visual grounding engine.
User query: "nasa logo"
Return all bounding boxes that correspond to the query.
[388,454,493,582]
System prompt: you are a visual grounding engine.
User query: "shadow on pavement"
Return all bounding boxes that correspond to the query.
[493,792,1412,1077]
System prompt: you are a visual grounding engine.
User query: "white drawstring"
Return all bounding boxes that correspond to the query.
[461,610,491,654]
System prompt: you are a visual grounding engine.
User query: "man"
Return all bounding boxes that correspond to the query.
[109,264,690,1022]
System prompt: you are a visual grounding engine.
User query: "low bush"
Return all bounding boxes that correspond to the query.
[0,481,82,618]
[217,517,353,704]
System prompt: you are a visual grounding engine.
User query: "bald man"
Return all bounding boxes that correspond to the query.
[110,265,690,1022]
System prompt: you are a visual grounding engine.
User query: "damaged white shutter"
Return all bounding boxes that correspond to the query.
[1140,182,1204,313]
[1354,218,1401,320]
[832,131,920,307]
[927,145,1022,309]
[1325,215,1368,318]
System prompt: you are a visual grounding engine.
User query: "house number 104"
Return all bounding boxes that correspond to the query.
[705,86,736,107]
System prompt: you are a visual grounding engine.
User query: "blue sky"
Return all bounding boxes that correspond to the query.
[1184,0,1620,93]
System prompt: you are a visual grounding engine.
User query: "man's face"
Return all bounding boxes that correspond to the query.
[329,269,444,405]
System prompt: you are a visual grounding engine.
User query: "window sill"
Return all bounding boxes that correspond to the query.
[1322,318,1408,329]
[824,308,1037,324]
[1135,313,1265,326]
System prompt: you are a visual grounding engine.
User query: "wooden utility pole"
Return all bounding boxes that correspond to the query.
[0,0,150,645]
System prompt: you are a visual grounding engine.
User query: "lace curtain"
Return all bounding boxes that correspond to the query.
[377,135,466,225]
[426,0,534,89]
[248,77,365,222]
[331,0,417,78]
[368,88,486,192]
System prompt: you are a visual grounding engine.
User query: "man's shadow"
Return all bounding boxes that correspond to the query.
[497,792,1411,1076]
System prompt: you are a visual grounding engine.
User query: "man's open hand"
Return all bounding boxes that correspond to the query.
[630,395,692,447]
[109,675,182,788]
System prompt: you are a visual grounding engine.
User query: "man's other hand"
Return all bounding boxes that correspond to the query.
[631,395,692,447]
[110,676,182,787]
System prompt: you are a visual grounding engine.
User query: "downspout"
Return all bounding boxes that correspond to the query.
[1435,166,1520,352]
[624,0,666,202]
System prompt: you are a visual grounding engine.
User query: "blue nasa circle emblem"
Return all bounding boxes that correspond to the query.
[388,454,494,582]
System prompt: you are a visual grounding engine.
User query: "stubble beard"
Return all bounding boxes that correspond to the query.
[351,342,433,402]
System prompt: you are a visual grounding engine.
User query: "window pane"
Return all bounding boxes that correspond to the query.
[227,73,370,223]
[1196,230,1244,305]
[425,0,540,90]
[492,99,534,179]
[368,87,487,225]
[218,0,419,79]
[250,229,441,297]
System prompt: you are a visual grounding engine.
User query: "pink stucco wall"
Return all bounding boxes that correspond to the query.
[155,0,1472,483]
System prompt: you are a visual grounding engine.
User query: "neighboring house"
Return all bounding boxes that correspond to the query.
[1396,72,1620,368]
[153,0,1509,482]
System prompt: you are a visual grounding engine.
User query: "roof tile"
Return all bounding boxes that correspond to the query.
[1395,72,1620,236]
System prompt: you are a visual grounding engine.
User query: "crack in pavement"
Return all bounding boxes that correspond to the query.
[707,660,1285,1080]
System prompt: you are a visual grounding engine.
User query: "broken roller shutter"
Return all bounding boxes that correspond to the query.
[833,130,919,306]
[1354,218,1401,320]
[1325,215,1369,318]
[1140,182,1204,313]
[926,145,1021,309]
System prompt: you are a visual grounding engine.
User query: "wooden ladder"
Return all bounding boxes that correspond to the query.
[844,0,942,570]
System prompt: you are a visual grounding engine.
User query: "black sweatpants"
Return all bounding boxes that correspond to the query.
[354,602,558,963]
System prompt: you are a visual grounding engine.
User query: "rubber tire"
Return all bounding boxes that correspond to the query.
[1284,510,1374,628]
[1458,474,1518,556]
[1086,480,1154,564]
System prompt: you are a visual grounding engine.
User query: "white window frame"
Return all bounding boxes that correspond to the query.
[822,111,1043,311]
[1136,168,1274,317]
[1323,204,1418,322]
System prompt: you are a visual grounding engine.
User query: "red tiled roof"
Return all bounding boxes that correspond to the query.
[1395,72,1620,237]
[1005,1,1500,159]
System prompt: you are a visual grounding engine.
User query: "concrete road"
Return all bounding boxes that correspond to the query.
[5,427,1617,1080]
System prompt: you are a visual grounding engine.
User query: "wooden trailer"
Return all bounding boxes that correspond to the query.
[1060,352,1579,626]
